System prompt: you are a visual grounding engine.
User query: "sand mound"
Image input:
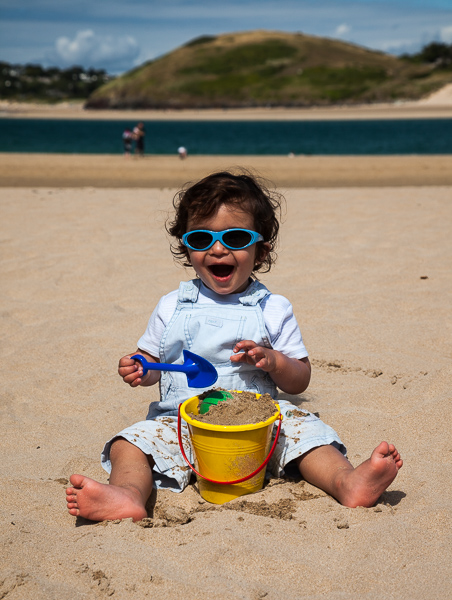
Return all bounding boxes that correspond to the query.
[192,390,277,425]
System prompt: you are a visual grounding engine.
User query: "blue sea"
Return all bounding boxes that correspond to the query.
[1,117,452,155]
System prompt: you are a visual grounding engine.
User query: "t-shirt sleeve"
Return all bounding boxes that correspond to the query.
[137,292,178,358]
[262,295,308,359]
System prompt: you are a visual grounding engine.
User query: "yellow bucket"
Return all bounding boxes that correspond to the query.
[178,393,281,504]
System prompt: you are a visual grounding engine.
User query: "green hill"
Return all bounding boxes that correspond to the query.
[85,30,452,109]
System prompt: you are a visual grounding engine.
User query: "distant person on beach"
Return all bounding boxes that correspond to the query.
[66,170,403,522]
[122,128,134,156]
[178,146,188,159]
[133,122,145,156]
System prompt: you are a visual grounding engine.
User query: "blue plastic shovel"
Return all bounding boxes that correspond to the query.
[130,350,218,388]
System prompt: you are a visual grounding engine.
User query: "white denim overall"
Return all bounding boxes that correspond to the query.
[150,278,277,418]
[102,279,345,492]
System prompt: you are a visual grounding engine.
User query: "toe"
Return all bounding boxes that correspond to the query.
[70,474,85,488]
[375,441,390,456]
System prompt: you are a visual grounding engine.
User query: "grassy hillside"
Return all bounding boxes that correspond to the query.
[85,30,452,109]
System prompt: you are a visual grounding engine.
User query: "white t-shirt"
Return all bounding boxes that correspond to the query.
[138,281,308,360]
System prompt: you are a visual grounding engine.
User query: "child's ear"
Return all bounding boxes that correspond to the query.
[255,242,271,266]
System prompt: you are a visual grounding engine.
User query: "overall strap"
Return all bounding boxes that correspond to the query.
[239,280,271,306]
[177,279,201,303]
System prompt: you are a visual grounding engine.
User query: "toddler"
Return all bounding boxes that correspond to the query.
[66,171,402,522]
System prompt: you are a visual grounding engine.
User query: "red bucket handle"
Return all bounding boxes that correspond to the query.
[177,403,282,485]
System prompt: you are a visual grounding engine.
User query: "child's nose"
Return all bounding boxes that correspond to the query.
[210,240,228,254]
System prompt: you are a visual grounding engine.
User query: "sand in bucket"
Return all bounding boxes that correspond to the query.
[178,391,281,505]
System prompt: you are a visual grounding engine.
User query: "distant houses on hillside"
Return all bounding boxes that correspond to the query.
[0,62,113,101]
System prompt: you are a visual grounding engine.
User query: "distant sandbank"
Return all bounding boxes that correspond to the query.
[1,93,452,122]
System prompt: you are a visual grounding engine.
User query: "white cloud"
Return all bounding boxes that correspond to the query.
[381,39,424,55]
[440,25,452,43]
[53,30,140,71]
[335,23,351,37]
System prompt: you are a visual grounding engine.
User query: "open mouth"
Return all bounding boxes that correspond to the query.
[209,264,234,278]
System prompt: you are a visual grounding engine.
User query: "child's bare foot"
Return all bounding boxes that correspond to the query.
[66,474,148,522]
[337,441,403,508]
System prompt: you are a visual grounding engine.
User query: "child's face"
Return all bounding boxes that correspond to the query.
[186,204,268,295]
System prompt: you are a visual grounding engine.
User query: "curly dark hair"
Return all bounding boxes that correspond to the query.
[166,170,283,273]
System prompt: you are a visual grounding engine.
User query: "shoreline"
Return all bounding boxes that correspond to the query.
[1,99,452,121]
[2,152,452,187]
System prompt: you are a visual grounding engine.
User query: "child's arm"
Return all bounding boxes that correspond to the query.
[231,340,311,395]
[118,349,160,388]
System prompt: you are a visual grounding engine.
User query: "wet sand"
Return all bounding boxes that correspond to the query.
[2,152,452,188]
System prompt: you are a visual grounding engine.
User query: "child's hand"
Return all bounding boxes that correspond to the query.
[118,351,158,387]
[231,340,312,395]
[118,354,147,387]
[231,340,277,372]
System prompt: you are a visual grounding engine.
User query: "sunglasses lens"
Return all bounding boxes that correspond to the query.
[186,231,214,250]
[222,230,253,248]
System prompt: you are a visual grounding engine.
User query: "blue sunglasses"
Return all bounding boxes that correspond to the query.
[182,228,264,251]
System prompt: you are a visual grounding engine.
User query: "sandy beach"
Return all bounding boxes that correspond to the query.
[1,91,451,597]
[1,160,451,599]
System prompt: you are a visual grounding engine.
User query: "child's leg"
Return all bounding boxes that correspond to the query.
[295,441,403,508]
[66,438,153,522]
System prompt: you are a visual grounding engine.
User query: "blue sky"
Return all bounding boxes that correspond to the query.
[2,0,452,74]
